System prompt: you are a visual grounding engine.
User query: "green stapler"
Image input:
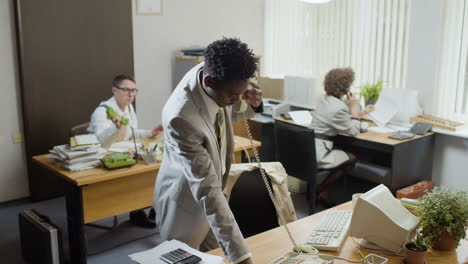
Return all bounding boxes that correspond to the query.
[101,152,136,169]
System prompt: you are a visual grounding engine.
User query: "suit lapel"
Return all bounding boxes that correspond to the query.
[187,64,223,176]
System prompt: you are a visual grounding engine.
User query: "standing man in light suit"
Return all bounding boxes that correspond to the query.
[153,38,263,264]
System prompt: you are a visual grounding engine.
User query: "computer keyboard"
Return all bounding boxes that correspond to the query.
[304,210,352,251]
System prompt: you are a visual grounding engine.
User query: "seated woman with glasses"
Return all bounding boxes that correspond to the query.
[310,68,374,207]
[87,73,163,149]
[87,73,162,228]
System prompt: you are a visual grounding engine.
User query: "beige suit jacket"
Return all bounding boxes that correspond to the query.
[310,95,360,169]
[153,63,256,263]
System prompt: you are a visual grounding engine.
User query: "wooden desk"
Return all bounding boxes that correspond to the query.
[32,136,261,264]
[208,202,468,263]
[275,117,435,192]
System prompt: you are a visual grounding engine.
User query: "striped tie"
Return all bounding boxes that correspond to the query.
[215,108,225,149]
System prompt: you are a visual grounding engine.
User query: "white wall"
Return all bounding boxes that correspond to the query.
[432,135,468,190]
[405,0,444,111]
[0,0,29,202]
[406,0,468,190]
[132,0,265,127]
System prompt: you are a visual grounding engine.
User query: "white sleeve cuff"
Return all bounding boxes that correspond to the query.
[232,253,251,264]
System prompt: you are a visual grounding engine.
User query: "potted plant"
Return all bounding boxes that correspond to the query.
[359,80,384,105]
[416,186,468,251]
[405,230,428,264]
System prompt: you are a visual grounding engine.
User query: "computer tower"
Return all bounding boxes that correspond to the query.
[18,209,64,264]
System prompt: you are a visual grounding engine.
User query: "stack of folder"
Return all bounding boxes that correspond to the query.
[48,134,105,172]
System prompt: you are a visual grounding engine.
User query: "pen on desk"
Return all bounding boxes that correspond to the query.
[153,143,158,151]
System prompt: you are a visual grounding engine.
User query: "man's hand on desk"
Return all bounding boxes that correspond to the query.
[151,124,163,137]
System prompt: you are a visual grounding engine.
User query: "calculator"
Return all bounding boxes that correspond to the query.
[160,248,202,264]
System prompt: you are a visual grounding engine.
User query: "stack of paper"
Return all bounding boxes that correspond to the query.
[129,240,224,264]
[70,134,100,151]
[48,144,105,172]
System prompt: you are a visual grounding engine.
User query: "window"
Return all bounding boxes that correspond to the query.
[264,0,411,90]
[434,0,468,122]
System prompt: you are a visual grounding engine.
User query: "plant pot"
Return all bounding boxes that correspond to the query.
[432,231,457,251]
[405,243,427,264]
[365,98,376,106]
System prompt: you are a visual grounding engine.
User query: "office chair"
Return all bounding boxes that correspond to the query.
[70,122,90,137]
[229,168,279,238]
[274,120,327,214]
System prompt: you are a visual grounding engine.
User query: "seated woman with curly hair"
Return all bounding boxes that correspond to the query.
[310,67,374,207]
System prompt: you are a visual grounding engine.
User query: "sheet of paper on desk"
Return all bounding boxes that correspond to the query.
[289,110,312,126]
[110,141,142,152]
[367,93,398,125]
[129,239,224,264]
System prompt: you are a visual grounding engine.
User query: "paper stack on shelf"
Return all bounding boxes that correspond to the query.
[129,240,224,264]
[48,143,105,172]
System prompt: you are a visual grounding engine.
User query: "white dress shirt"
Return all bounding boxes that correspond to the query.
[87,96,151,148]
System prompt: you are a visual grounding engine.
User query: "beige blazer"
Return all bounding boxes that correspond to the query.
[310,95,360,169]
[153,63,256,263]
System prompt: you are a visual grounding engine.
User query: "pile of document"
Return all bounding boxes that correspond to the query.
[129,240,224,264]
[49,134,105,172]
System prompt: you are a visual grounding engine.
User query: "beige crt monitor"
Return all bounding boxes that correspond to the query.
[349,184,420,253]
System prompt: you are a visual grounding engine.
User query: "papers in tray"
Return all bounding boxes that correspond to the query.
[129,240,224,264]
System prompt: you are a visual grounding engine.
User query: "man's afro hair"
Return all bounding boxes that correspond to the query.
[203,37,257,81]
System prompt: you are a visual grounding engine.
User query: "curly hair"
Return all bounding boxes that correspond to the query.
[323,68,355,97]
[203,37,257,81]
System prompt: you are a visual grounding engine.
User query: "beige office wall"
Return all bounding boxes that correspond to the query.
[0,0,29,202]
[132,0,265,127]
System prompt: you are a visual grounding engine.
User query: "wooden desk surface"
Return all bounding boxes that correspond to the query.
[234,135,261,152]
[208,202,468,263]
[276,116,434,146]
[32,136,261,187]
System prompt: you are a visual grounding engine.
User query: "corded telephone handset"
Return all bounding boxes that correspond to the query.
[237,93,334,263]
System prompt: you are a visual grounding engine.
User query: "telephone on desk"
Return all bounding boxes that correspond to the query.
[236,95,336,264]
[388,122,432,140]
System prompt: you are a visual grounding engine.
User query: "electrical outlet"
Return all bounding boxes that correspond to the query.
[12,131,23,144]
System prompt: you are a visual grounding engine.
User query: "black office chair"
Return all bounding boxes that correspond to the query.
[70,122,90,137]
[229,168,279,238]
[274,120,325,214]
